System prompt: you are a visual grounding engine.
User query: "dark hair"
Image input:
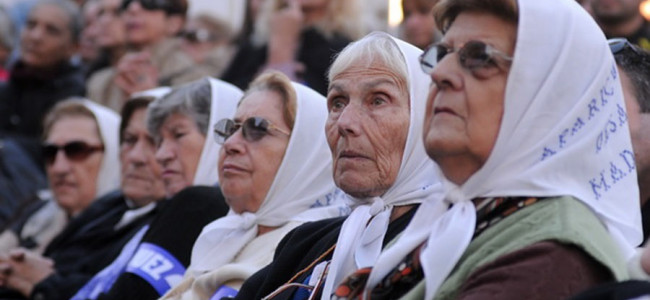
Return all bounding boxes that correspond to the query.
[120,97,153,144]
[433,0,518,33]
[33,0,83,43]
[614,44,650,113]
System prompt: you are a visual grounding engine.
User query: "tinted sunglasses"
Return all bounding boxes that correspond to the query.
[42,141,104,165]
[420,40,513,78]
[214,117,290,145]
[608,38,640,55]
[119,0,183,14]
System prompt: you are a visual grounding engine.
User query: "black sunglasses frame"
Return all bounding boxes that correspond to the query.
[213,117,290,145]
[419,40,513,76]
[42,141,104,165]
[119,0,183,14]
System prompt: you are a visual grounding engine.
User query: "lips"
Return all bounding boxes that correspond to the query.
[221,162,248,174]
[433,106,458,116]
[338,150,369,160]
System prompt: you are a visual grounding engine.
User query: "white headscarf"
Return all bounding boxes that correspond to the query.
[192,78,243,186]
[320,33,444,299]
[81,100,121,198]
[366,1,642,299]
[187,81,348,275]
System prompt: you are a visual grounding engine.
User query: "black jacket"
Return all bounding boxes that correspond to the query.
[235,205,419,300]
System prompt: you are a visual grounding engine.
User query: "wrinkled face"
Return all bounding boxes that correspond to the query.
[121,1,170,47]
[218,90,290,214]
[401,0,437,49]
[46,116,104,216]
[20,4,76,69]
[97,0,126,48]
[121,108,165,205]
[423,12,516,185]
[326,63,410,198]
[592,0,642,23]
[620,69,650,181]
[155,113,206,197]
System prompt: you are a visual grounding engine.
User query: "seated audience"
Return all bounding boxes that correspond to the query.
[160,71,349,299]
[221,0,364,95]
[87,0,208,112]
[235,32,441,300]
[146,77,243,197]
[351,0,641,299]
[180,14,235,78]
[0,98,120,255]
[0,0,85,165]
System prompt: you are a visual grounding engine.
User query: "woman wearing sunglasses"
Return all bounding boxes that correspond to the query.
[158,71,348,299]
[233,31,443,300]
[146,77,242,198]
[348,0,641,299]
[0,99,121,256]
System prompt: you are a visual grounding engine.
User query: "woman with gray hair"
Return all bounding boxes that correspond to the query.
[147,77,242,198]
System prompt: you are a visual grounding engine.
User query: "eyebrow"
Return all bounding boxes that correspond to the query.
[328,78,398,93]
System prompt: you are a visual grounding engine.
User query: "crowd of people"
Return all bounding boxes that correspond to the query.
[0,0,650,299]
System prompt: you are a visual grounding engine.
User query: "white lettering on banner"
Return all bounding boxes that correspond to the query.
[127,248,173,280]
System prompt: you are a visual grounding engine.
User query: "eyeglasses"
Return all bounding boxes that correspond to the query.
[420,40,513,78]
[42,141,104,165]
[608,38,640,55]
[119,0,183,14]
[214,117,290,145]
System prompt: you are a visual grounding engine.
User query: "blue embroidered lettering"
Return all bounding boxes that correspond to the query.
[589,171,611,200]
[609,162,626,184]
[588,98,599,120]
[541,147,557,161]
[559,129,569,148]
[620,149,636,172]
[617,103,628,126]
[571,118,585,136]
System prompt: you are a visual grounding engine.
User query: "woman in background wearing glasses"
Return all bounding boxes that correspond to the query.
[347,0,641,299]
[159,71,348,299]
[0,99,120,256]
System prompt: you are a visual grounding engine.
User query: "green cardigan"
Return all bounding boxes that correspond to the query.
[399,196,628,300]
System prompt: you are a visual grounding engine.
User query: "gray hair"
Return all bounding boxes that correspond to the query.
[146,78,212,143]
[614,43,650,113]
[328,32,409,92]
[32,0,83,42]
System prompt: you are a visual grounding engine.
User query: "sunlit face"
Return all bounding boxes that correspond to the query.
[218,90,290,214]
[592,0,642,23]
[423,12,516,185]
[326,63,410,198]
[121,1,170,48]
[155,113,206,197]
[46,116,104,216]
[401,0,437,49]
[120,108,165,206]
[20,4,77,69]
[97,0,126,48]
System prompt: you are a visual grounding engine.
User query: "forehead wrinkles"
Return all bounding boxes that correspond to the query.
[330,66,408,96]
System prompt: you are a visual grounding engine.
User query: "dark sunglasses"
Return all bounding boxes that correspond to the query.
[42,141,104,165]
[608,38,640,55]
[214,117,290,145]
[420,40,513,78]
[119,0,183,14]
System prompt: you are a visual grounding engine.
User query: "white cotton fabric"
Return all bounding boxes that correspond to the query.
[365,1,643,299]
[82,100,121,198]
[188,82,349,275]
[193,78,243,186]
[320,34,444,299]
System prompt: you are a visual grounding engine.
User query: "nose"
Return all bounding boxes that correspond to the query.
[155,139,175,165]
[126,138,149,166]
[222,129,246,155]
[335,103,362,137]
[49,150,72,174]
[431,52,463,91]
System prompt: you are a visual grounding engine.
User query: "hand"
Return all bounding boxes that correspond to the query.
[268,0,303,64]
[2,249,55,297]
[0,253,11,287]
[115,51,160,96]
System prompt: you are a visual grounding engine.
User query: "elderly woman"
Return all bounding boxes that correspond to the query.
[354,0,641,299]
[159,71,348,299]
[147,77,242,197]
[0,99,120,255]
[234,32,442,300]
